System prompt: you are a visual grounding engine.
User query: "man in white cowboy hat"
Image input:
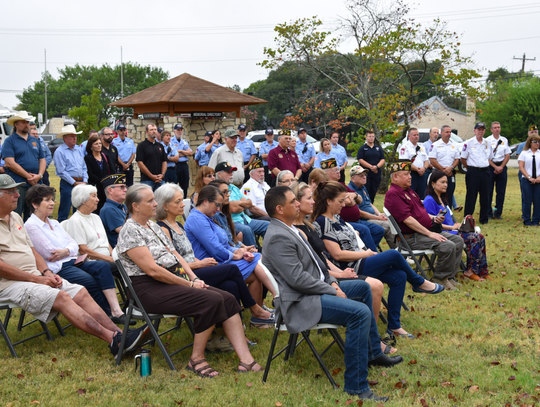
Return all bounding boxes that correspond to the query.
[2,111,46,219]
[53,125,88,222]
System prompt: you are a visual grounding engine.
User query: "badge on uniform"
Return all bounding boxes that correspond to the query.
[430,145,434,151]
[400,148,405,155]
[278,154,283,158]
[15,224,22,230]
[32,142,37,147]
[404,194,411,200]
[243,188,251,195]
[462,144,467,152]
[376,147,379,151]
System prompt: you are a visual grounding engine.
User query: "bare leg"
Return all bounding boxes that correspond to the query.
[52,290,115,343]
[245,273,263,306]
[187,325,219,377]
[72,288,121,333]
[365,277,383,323]
[222,313,261,371]
[251,264,277,298]
[102,288,124,317]
[248,303,272,319]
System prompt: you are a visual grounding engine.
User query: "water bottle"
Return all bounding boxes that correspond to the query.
[134,349,151,377]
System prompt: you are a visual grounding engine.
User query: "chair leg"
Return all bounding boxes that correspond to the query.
[262,323,281,384]
[17,310,26,331]
[53,317,66,337]
[284,333,296,361]
[300,331,339,389]
[39,321,54,341]
[0,309,18,357]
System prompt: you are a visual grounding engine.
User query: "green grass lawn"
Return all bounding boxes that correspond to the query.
[2,167,540,406]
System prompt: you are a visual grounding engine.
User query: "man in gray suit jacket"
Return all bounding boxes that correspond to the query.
[263,186,402,403]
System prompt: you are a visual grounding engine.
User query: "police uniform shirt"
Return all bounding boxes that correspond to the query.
[194,142,218,166]
[314,151,337,168]
[240,177,270,213]
[80,140,88,156]
[518,149,540,177]
[112,136,136,164]
[429,139,460,167]
[258,140,279,166]
[356,143,385,168]
[136,139,167,182]
[2,133,45,185]
[237,138,257,163]
[171,137,192,163]
[295,139,316,164]
[485,135,511,164]
[331,143,348,167]
[161,141,178,168]
[460,137,493,168]
[399,140,429,169]
[39,136,52,168]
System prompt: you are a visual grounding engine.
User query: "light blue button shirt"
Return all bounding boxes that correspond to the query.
[53,143,88,184]
[161,141,178,168]
[295,140,316,164]
[258,140,279,166]
[194,142,218,166]
[331,143,348,167]
[39,137,52,167]
[80,140,88,156]
[237,138,257,162]
[172,137,192,163]
[112,136,136,163]
[314,151,337,168]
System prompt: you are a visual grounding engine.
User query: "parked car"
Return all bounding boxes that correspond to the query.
[247,129,321,153]
[48,138,65,157]
[40,134,55,144]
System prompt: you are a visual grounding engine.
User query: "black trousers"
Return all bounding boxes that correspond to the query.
[42,170,50,186]
[176,161,190,197]
[243,162,250,183]
[488,164,507,217]
[445,171,456,209]
[411,171,428,200]
[122,165,134,187]
[264,165,272,185]
[300,167,312,184]
[365,170,382,203]
[464,167,491,224]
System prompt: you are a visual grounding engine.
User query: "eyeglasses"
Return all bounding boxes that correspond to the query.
[1,188,20,195]
[220,190,231,195]
[103,133,114,136]
[279,179,293,185]
[532,140,540,144]
[112,185,128,190]
[205,174,216,178]
[209,200,223,209]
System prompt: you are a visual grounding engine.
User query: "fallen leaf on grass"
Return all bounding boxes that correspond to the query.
[491,361,501,365]
[469,385,479,393]
[16,374,24,379]
[85,377,94,381]
[512,361,518,371]
[246,383,252,387]
[314,374,321,379]
[76,389,86,395]
[194,386,202,390]
[180,374,186,379]
[441,382,454,387]
[174,401,183,405]
[30,402,40,404]
[276,403,283,407]
[508,343,515,350]
[368,380,378,386]
[51,358,57,362]
[332,368,341,376]
[408,360,417,365]
[420,399,428,407]
[381,371,388,377]
[357,400,364,406]
[508,376,516,381]
[448,393,457,401]
[345,400,354,405]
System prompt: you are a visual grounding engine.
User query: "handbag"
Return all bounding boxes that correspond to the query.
[458,215,476,233]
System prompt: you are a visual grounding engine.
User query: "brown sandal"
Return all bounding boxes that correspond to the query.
[237,360,262,373]
[186,357,219,378]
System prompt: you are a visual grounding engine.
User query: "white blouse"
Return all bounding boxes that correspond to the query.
[518,149,540,178]
[62,211,110,257]
[24,214,79,273]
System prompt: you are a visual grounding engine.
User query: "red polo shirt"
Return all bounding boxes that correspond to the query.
[384,183,432,234]
[267,146,301,179]
[339,183,361,222]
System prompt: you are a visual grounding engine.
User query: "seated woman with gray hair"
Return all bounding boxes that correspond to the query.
[24,184,131,325]
[276,170,295,187]
[155,183,274,328]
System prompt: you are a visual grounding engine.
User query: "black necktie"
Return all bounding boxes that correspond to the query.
[533,154,537,179]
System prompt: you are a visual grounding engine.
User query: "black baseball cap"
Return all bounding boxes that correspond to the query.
[238,124,247,131]
[117,124,126,131]
[474,122,486,130]
[215,162,237,173]
[265,128,274,135]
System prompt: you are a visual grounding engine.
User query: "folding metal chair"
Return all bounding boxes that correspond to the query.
[383,207,436,280]
[0,301,67,358]
[112,248,194,370]
[260,261,345,389]
[182,198,192,222]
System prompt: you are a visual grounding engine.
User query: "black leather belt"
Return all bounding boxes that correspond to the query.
[468,166,489,171]
[493,161,503,166]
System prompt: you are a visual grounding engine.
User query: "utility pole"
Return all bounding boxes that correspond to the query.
[44,49,48,125]
[121,46,124,120]
[513,53,536,73]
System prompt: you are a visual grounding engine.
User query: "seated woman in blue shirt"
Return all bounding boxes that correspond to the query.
[185,186,277,327]
[424,170,489,281]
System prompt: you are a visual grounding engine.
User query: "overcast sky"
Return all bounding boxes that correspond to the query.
[1,0,539,111]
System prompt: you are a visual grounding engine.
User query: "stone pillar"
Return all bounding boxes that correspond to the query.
[125,115,246,194]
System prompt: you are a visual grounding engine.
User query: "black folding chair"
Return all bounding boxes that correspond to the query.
[112,248,194,370]
[0,302,67,358]
[260,262,345,389]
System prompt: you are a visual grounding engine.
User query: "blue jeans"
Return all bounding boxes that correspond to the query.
[234,219,269,246]
[520,177,540,225]
[57,259,115,315]
[347,221,380,252]
[141,180,162,191]
[359,220,384,249]
[319,280,383,395]
[58,180,75,223]
[361,250,424,330]
[234,222,257,246]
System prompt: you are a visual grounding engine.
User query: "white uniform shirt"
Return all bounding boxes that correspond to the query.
[518,149,540,178]
[461,137,493,167]
[208,145,245,185]
[485,135,511,163]
[429,139,460,167]
[399,140,429,169]
[240,177,270,214]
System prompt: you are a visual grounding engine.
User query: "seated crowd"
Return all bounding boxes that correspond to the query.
[0,153,490,403]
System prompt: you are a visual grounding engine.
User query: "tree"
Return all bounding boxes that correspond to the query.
[224,106,259,131]
[16,63,169,124]
[261,0,482,190]
[478,76,540,144]
[68,88,109,143]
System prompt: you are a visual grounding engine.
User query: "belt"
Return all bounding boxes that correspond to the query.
[492,161,503,166]
[72,177,83,181]
[468,166,488,171]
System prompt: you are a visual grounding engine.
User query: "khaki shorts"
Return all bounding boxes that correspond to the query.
[0,280,83,323]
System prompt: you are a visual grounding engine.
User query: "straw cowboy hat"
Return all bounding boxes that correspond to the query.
[56,125,83,138]
[6,111,34,126]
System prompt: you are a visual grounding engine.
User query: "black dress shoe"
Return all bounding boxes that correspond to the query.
[368,353,403,367]
[357,390,389,402]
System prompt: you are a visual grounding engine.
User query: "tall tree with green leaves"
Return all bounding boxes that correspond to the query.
[260,0,482,190]
[16,63,169,123]
[68,89,109,143]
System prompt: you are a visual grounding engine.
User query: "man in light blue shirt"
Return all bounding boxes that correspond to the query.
[258,128,279,185]
[330,130,349,183]
[160,130,179,184]
[171,123,193,197]
[112,124,136,187]
[53,125,88,222]
[194,131,219,166]
[295,127,316,183]
[236,124,257,183]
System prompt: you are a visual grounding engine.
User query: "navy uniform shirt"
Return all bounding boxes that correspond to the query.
[356,143,385,168]
[2,132,45,185]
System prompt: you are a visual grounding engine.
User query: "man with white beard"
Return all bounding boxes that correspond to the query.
[240,159,271,221]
